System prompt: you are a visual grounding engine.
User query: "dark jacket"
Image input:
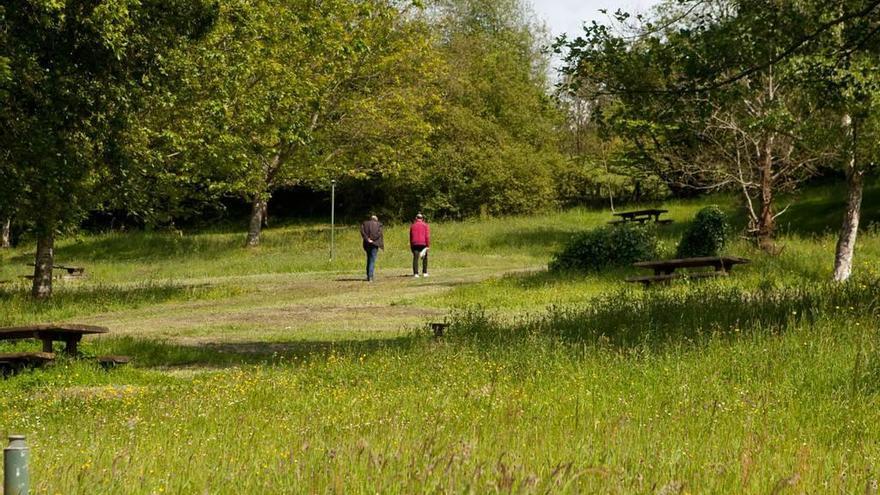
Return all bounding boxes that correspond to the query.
[360,219,384,250]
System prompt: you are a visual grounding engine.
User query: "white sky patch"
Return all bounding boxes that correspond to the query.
[531,0,662,39]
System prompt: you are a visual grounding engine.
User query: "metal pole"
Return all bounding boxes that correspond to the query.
[330,180,336,262]
[4,435,29,495]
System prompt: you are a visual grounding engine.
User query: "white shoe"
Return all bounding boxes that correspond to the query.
[413,273,420,278]
[422,273,429,277]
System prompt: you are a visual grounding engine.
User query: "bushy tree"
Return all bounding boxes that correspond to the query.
[402,0,565,218]
[166,0,440,246]
[550,224,659,272]
[559,1,831,250]
[676,206,729,258]
[0,0,216,297]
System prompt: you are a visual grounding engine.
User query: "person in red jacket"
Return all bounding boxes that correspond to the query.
[409,213,430,277]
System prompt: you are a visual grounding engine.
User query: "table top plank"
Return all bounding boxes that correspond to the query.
[613,209,669,218]
[633,256,750,270]
[0,324,109,339]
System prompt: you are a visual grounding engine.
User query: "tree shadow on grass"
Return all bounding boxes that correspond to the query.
[0,283,210,327]
[484,228,580,256]
[7,232,243,266]
[490,266,631,290]
[776,179,879,236]
[63,233,241,262]
[90,334,422,368]
[448,276,880,349]
[483,222,693,261]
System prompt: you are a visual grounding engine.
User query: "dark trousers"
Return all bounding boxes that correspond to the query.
[365,246,379,280]
[411,245,428,274]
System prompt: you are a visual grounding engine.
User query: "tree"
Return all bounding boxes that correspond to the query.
[0,0,216,297]
[558,1,831,249]
[807,24,880,281]
[403,0,565,218]
[171,0,438,247]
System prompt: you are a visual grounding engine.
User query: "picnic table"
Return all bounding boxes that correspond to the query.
[26,264,85,276]
[0,324,108,355]
[626,256,750,287]
[609,209,671,225]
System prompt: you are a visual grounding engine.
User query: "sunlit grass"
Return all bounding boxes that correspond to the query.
[1,183,879,493]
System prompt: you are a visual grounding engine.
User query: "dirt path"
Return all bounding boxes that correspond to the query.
[78,266,530,344]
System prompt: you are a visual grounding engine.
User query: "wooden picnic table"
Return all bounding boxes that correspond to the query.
[627,256,750,286]
[27,264,85,276]
[0,324,108,355]
[610,209,671,225]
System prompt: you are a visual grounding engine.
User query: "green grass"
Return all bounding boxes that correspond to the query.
[0,182,879,493]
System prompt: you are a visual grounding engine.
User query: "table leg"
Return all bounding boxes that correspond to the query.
[41,338,53,353]
[64,336,82,356]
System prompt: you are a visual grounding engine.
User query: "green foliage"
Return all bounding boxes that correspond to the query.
[373,0,565,218]
[162,0,440,239]
[0,0,217,228]
[549,223,658,272]
[676,205,729,258]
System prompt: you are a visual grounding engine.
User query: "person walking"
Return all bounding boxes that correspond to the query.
[360,215,384,282]
[409,213,430,277]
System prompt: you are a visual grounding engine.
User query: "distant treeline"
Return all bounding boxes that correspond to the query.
[3,0,880,297]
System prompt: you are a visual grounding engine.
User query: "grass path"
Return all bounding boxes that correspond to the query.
[72,265,542,344]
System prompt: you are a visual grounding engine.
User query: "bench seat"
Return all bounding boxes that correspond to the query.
[625,270,727,287]
[96,355,132,369]
[0,352,56,370]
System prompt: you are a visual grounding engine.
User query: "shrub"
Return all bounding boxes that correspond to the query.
[549,224,659,272]
[676,206,729,258]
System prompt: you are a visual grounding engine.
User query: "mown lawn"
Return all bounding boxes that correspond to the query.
[0,182,879,493]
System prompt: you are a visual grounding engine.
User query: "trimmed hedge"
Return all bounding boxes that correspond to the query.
[676,205,729,258]
[550,224,659,272]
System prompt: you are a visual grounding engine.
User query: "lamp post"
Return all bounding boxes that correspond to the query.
[330,179,336,262]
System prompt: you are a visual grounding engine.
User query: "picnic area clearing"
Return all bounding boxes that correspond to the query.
[1,186,880,493]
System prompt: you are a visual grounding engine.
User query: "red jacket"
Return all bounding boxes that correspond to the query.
[409,219,430,247]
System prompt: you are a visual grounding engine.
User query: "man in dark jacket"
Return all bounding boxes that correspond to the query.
[409,213,430,277]
[360,215,384,281]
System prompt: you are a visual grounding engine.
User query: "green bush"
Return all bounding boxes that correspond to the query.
[676,205,729,258]
[549,224,659,272]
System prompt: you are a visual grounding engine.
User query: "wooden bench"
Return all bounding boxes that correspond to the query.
[0,324,109,355]
[0,352,56,372]
[626,256,750,287]
[96,355,131,369]
[430,322,449,338]
[626,270,728,287]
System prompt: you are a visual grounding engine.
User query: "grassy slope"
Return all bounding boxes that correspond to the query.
[0,181,878,493]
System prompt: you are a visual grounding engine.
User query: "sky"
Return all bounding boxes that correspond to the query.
[530,0,661,39]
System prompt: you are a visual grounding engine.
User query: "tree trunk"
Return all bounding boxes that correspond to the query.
[756,136,776,251]
[1,217,10,248]
[833,114,863,282]
[31,231,55,299]
[245,197,267,247]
